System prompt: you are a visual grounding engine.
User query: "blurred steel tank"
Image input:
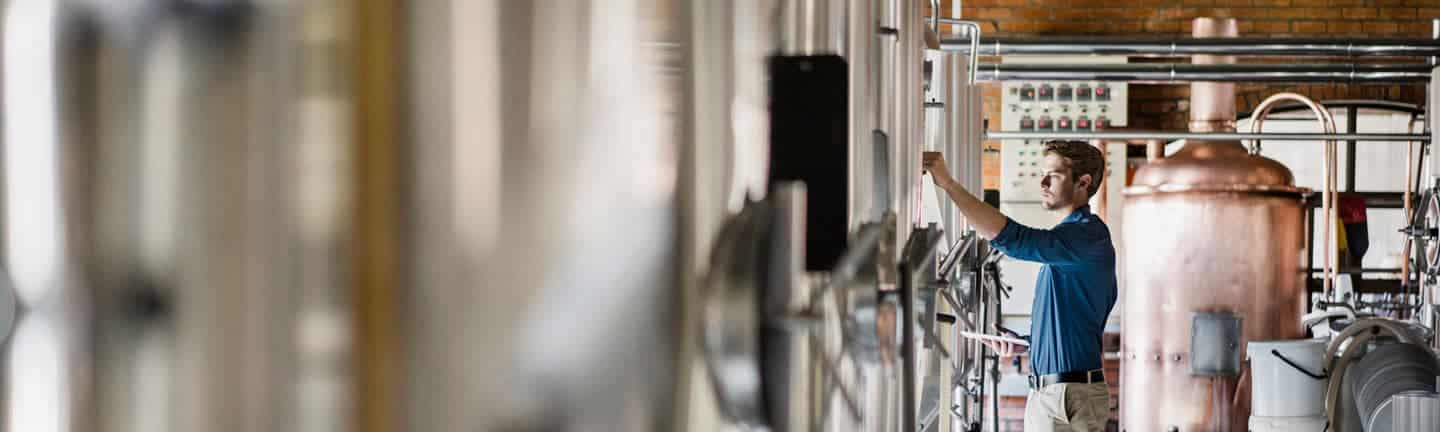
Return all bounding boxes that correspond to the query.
[2,1,360,432]
[1119,17,1308,432]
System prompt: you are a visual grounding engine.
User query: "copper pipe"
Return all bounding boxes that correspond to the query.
[1091,140,1109,221]
[353,0,402,431]
[1145,140,1164,161]
[1190,18,1238,133]
[1403,115,1418,309]
[1248,93,1338,297]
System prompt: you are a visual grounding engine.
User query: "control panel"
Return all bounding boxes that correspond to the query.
[999,56,1129,203]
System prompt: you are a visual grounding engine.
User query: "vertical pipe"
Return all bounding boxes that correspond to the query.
[351,0,401,430]
[849,0,877,230]
[878,0,896,243]
[769,184,818,432]
[1145,140,1164,161]
[780,0,846,56]
[3,3,92,431]
[907,0,925,237]
[1091,141,1109,221]
[1346,106,1358,192]
[1188,18,1238,133]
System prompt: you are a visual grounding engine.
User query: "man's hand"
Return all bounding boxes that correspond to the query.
[979,338,1028,357]
[922,151,956,189]
[980,324,1028,357]
[995,324,1023,339]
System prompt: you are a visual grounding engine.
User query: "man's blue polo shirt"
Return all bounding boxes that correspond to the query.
[989,205,1117,375]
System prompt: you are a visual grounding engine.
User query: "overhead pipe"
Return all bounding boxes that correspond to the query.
[936,34,1440,57]
[972,63,1433,83]
[986,131,1429,142]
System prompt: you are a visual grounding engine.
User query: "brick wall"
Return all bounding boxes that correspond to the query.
[926,0,1436,189]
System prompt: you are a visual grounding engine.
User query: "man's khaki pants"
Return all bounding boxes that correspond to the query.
[1022,381,1110,432]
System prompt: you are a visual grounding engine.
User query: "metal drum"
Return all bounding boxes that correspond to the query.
[1120,18,1309,432]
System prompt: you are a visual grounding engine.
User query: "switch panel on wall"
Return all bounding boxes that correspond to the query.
[999,56,1129,204]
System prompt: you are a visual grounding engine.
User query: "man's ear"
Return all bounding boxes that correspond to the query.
[1076,173,1093,195]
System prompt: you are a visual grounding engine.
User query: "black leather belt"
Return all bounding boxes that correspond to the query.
[1027,370,1105,390]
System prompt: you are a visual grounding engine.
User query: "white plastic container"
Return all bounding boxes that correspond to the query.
[1248,338,1330,418]
[1248,415,1327,432]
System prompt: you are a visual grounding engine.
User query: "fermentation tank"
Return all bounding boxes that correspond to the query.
[1120,18,1309,432]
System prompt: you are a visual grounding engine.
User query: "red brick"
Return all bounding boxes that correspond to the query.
[1088,8,1133,19]
[1251,0,1290,5]
[1159,7,1193,18]
[1379,7,1419,19]
[1292,20,1327,33]
[1301,7,1343,18]
[1328,21,1364,34]
[1109,21,1146,33]
[1363,21,1401,34]
[964,0,1005,6]
[1145,20,1183,32]
[998,19,1037,33]
[1265,7,1308,18]
[1421,8,1440,18]
[1213,0,1251,5]
[971,7,1013,19]
[1183,0,1214,5]
[1341,7,1378,19]
[1117,7,1163,18]
[1058,0,1123,6]
[1290,0,1329,5]
[1013,8,1054,19]
[1053,8,1089,20]
[1251,20,1290,33]
[1185,7,1236,17]
[1398,21,1434,35]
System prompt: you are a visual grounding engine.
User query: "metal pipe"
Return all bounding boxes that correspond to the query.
[1346,106,1358,192]
[849,0,877,230]
[1247,93,1338,297]
[1403,114,1419,312]
[779,0,846,55]
[937,34,1440,57]
[986,131,1429,142]
[1145,139,1164,161]
[973,63,1433,83]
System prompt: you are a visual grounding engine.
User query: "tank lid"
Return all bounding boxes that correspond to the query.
[1126,141,1306,196]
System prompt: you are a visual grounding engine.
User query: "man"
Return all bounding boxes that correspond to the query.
[922,140,1117,432]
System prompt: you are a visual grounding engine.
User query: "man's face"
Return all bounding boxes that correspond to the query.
[1038,153,1088,210]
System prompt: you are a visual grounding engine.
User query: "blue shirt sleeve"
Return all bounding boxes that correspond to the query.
[989,218,1108,267]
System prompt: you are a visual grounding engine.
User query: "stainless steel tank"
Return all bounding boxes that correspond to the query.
[2,1,358,432]
[1120,18,1309,432]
